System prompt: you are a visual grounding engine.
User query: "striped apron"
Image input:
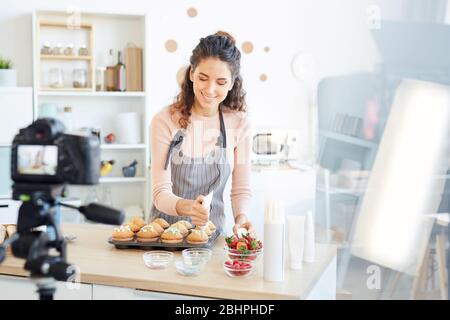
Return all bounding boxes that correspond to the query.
[150,107,231,233]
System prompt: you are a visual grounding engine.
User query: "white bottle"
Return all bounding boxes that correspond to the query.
[303,210,316,262]
[263,200,285,282]
[61,106,74,132]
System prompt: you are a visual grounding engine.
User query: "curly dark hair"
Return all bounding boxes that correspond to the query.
[171,31,246,128]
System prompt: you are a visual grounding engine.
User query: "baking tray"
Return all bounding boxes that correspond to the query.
[108,231,221,251]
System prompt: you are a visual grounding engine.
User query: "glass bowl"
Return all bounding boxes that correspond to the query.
[223,259,255,278]
[224,247,263,261]
[182,248,212,265]
[175,259,205,277]
[142,251,173,269]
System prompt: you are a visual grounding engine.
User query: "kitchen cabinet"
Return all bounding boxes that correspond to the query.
[92,284,211,300]
[0,88,33,145]
[0,275,92,300]
[0,199,21,224]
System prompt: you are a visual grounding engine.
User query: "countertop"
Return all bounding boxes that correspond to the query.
[0,223,336,299]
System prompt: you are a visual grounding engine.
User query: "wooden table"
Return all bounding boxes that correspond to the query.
[0,223,337,300]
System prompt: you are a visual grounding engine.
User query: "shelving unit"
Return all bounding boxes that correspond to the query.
[99,177,147,184]
[100,144,146,150]
[36,19,95,92]
[32,10,149,217]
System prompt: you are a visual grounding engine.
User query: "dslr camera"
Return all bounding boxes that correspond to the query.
[11,117,99,185]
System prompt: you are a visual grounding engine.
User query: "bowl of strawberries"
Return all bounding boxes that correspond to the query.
[224,232,263,261]
[223,259,254,278]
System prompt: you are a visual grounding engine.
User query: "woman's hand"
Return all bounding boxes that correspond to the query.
[175,195,209,226]
[233,213,255,236]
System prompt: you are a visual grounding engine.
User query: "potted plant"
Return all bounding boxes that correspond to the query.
[0,56,17,86]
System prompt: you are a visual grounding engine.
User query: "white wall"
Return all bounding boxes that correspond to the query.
[2,0,405,131]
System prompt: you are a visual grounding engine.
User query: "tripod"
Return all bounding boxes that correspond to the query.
[0,183,124,300]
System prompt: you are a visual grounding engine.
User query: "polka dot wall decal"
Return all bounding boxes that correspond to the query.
[241,41,254,54]
[260,74,268,82]
[165,39,178,53]
[176,65,189,87]
[187,7,198,18]
[264,46,270,53]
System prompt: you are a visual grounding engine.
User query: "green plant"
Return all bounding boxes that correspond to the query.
[0,57,12,69]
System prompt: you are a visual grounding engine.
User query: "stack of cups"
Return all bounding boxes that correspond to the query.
[263,200,285,282]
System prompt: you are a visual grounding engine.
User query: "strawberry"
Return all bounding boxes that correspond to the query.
[249,239,259,250]
[225,235,238,248]
[236,241,248,251]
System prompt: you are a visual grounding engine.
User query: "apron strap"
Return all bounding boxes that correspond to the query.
[164,132,184,170]
[219,107,227,148]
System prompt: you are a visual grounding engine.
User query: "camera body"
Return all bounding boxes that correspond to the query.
[10,118,100,185]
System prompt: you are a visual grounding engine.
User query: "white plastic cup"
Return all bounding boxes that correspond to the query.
[304,211,316,262]
[287,215,305,269]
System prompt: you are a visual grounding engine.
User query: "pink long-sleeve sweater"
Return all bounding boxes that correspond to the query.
[151,105,252,219]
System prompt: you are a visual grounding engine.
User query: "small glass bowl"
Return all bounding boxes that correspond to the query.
[142,251,173,269]
[223,259,255,278]
[224,247,263,261]
[175,259,204,277]
[182,248,212,265]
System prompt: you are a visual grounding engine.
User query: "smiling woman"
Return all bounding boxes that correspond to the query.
[149,31,254,236]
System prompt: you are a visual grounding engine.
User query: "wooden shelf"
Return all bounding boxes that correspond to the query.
[320,130,378,149]
[37,91,145,97]
[101,144,146,150]
[40,54,92,61]
[39,21,92,29]
[99,177,146,184]
[40,87,94,92]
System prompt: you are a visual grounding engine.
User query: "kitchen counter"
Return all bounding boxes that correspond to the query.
[0,224,337,300]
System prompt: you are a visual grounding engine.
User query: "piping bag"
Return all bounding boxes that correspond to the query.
[198,192,213,230]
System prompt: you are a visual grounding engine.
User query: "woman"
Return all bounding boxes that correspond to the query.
[150,31,254,235]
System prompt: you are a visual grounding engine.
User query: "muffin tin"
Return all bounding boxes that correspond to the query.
[108,231,220,250]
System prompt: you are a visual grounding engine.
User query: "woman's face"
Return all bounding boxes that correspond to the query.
[190,57,234,112]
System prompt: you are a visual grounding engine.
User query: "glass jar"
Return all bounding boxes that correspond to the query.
[64,44,74,56]
[96,67,106,91]
[72,69,87,88]
[49,68,64,88]
[53,43,63,55]
[78,44,89,56]
[40,42,52,55]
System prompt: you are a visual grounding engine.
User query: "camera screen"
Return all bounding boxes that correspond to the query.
[17,145,58,176]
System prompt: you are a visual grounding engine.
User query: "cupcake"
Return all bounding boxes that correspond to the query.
[177,220,193,229]
[186,229,209,244]
[149,221,164,234]
[6,225,17,238]
[112,225,134,242]
[153,218,170,229]
[195,225,212,237]
[130,216,146,229]
[136,224,159,242]
[123,222,140,233]
[170,222,189,236]
[207,221,216,233]
[161,227,184,244]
